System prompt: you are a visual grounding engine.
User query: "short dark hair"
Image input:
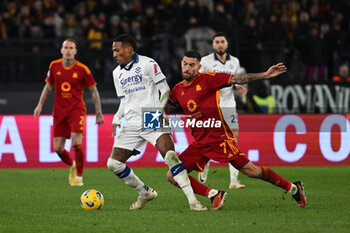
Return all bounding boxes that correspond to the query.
[63,38,77,48]
[212,32,228,41]
[184,50,201,62]
[114,34,137,51]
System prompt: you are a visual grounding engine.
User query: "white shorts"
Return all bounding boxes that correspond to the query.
[222,108,239,130]
[113,126,172,154]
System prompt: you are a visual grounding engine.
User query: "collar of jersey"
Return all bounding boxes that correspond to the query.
[120,53,139,70]
[213,52,230,65]
[183,73,200,86]
[60,59,76,70]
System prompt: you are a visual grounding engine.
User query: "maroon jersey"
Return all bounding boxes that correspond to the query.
[45,59,96,117]
[170,72,235,145]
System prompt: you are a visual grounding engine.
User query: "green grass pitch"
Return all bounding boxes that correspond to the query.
[1,166,349,233]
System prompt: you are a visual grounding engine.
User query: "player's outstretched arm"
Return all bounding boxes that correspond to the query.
[230,63,287,85]
[33,83,53,119]
[89,86,104,125]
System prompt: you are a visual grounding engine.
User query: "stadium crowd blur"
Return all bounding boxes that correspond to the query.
[1,0,350,113]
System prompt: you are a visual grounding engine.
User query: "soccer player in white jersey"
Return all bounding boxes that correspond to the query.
[107,34,207,211]
[198,32,246,189]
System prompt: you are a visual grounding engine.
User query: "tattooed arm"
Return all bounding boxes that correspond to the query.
[230,63,287,85]
[89,86,104,125]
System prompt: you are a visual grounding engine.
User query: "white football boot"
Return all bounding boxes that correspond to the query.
[130,188,158,210]
[189,200,208,211]
[229,180,245,189]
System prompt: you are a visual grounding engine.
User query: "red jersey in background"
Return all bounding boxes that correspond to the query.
[45,59,96,117]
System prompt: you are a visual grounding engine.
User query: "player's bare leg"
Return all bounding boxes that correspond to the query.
[238,161,306,207]
[107,148,157,210]
[54,137,76,185]
[229,129,245,189]
[157,134,207,211]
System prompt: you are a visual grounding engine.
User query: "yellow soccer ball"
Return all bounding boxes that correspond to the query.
[80,189,104,210]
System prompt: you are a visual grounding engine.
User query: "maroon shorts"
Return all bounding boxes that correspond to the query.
[179,139,250,172]
[53,112,85,138]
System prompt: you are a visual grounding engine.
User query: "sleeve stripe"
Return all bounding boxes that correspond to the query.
[155,78,166,85]
[228,74,232,84]
[76,61,92,74]
[118,96,125,99]
[48,59,62,69]
[86,83,97,89]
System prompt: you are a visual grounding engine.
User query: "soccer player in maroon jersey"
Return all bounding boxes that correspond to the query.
[166,50,306,209]
[33,38,104,186]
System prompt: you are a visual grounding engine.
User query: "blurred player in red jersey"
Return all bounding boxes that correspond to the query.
[166,50,306,209]
[34,38,104,186]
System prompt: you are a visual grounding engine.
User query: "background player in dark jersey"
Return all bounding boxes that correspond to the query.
[165,50,306,209]
[34,38,104,186]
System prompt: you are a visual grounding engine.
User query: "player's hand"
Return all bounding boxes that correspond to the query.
[112,123,120,137]
[96,112,104,125]
[33,105,42,119]
[235,84,247,96]
[265,63,287,79]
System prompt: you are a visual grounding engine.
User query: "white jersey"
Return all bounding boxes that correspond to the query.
[113,53,166,128]
[200,53,240,129]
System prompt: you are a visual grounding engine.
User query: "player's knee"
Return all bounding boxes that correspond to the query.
[107,157,125,174]
[107,157,115,171]
[232,130,239,139]
[166,170,178,186]
[72,144,82,151]
[156,134,175,156]
[54,146,64,154]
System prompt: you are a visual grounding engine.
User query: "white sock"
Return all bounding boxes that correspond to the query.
[288,183,297,195]
[204,161,210,171]
[208,189,219,199]
[75,176,82,180]
[229,163,239,183]
[70,161,76,168]
[122,169,146,194]
[164,151,197,203]
[175,172,197,203]
[107,158,146,194]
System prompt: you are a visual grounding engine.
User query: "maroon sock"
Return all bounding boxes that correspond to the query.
[57,149,73,166]
[261,167,292,191]
[73,145,84,176]
[188,176,212,197]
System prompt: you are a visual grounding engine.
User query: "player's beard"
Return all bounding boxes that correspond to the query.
[182,72,194,82]
[216,50,226,56]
